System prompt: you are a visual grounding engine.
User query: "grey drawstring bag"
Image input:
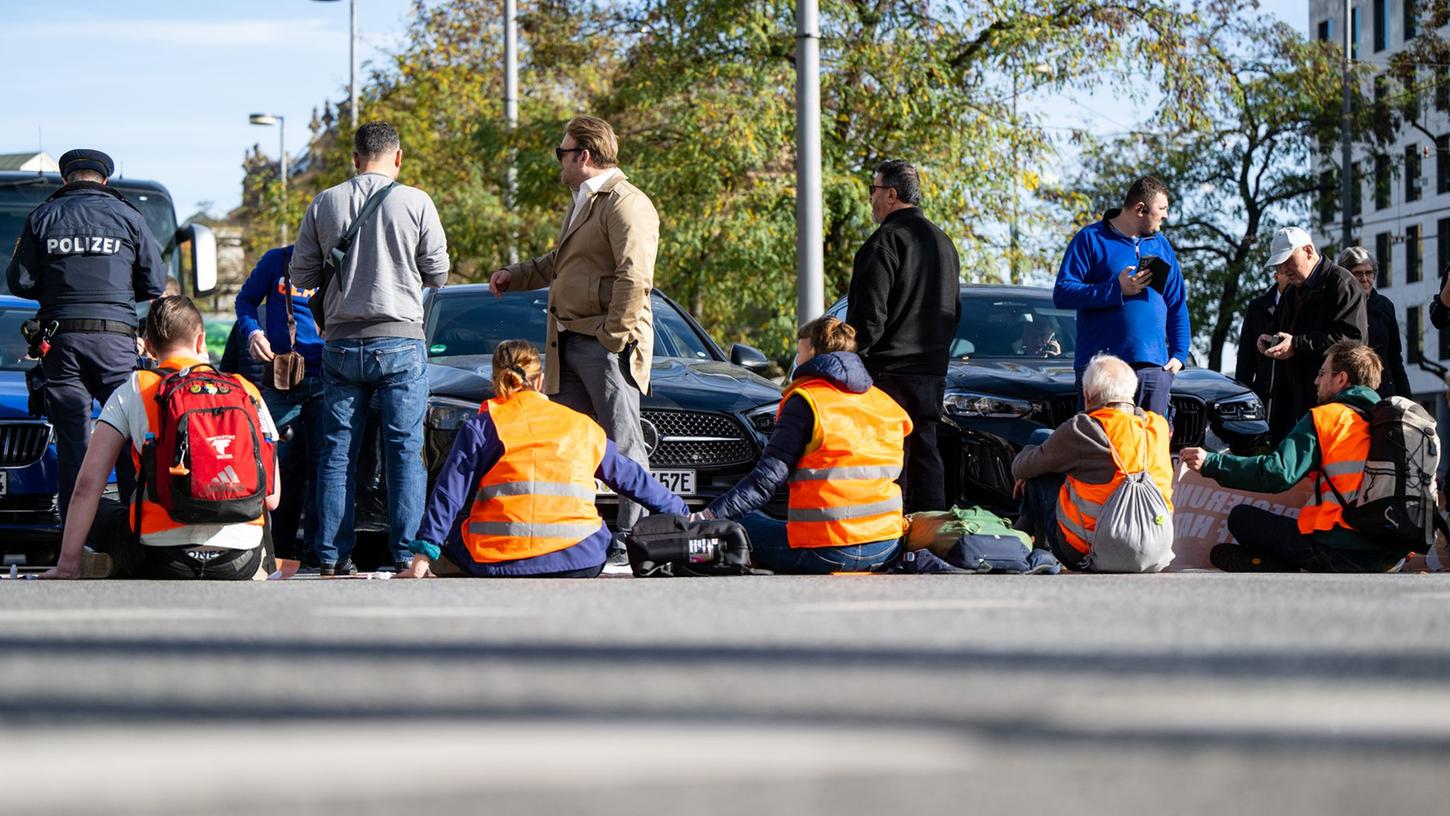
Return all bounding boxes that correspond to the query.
[1085,415,1174,573]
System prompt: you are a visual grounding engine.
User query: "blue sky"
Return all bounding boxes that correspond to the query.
[1,0,1303,221]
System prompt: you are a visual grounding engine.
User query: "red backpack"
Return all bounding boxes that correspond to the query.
[136,365,276,527]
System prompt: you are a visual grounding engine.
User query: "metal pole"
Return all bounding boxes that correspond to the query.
[795,0,824,326]
[505,0,519,264]
[1340,0,1352,247]
[280,117,289,244]
[1010,64,1020,282]
[350,0,358,129]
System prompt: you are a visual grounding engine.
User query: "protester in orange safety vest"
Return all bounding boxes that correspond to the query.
[401,340,686,578]
[695,317,912,574]
[1181,341,1405,572]
[1010,353,1173,571]
[40,297,282,579]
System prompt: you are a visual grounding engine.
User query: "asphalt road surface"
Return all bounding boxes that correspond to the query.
[3,572,1449,815]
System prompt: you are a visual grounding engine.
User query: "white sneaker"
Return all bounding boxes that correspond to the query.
[601,547,633,576]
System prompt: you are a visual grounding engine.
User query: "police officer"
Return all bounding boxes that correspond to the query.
[5,149,166,518]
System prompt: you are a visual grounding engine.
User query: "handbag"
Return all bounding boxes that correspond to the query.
[314,181,398,333]
[268,260,306,392]
[625,514,766,577]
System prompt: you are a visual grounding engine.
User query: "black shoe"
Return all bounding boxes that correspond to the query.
[601,546,632,576]
[320,559,358,577]
[1209,544,1276,573]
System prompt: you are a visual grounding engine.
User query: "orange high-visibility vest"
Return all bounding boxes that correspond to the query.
[132,356,269,536]
[1057,408,1174,554]
[783,377,912,549]
[462,390,608,563]
[1297,402,1369,535]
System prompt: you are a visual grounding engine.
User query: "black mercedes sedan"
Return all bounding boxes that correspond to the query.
[826,284,1270,512]
[421,286,787,517]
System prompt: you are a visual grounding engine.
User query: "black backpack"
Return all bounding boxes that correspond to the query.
[1326,397,1439,556]
[624,514,767,577]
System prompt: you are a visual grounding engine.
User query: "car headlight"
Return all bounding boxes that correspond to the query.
[426,397,480,432]
[942,390,1035,419]
[1214,393,1265,421]
[745,403,778,437]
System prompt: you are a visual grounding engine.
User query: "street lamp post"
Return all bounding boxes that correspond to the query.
[795,0,824,328]
[250,113,288,243]
[313,0,358,129]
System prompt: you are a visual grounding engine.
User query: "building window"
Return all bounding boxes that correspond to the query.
[1376,232,1393,288]
[1407,224,1422,283]
[1406,144,1422,203]
[1319,169,1338,226]
[1438,134,1449,195]
[1373,0,1387,52]
[1405,0,1418,40]
[1438,78,1450,114]
[1318,19,1332,41]
[1352,7,1360,59]
[1439,217,1450,283]
[1375,153,1392,209]
[1407,305,1423,365]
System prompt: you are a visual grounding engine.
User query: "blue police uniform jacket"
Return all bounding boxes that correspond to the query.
[5,183,167,323]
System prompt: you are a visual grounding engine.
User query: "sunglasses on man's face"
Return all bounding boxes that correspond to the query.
[555,147,584,161]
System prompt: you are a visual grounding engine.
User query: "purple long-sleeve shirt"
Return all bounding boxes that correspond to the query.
[416,407,687,576]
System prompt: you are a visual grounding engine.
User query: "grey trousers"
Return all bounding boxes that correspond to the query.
[554,332,650,534]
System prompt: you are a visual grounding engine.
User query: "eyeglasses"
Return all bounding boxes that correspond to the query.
[868,184,888,195]
[555,147,584,161]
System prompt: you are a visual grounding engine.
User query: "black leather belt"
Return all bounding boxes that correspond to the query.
[54,319,136,336]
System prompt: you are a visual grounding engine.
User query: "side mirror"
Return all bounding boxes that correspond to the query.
[174,223,218,297]
[730,343,771,374]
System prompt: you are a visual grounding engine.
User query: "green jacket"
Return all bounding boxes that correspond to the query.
[1200,385,1379,551]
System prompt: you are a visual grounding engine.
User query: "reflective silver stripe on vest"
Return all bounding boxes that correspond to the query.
[467,521,602,539]
[1058,507,1091,542]
[1065,482,1104,518]
[788,496,903,523]
[475,481,597,503]
[1320,460,1366,479]
[789,465,902,482]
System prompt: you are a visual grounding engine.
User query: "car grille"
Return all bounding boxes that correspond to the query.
[642,410,756,468]
[1039,395,1205,449]
[0,422,51,467]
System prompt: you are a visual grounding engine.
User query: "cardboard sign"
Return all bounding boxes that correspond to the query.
[1168,464,1315,570]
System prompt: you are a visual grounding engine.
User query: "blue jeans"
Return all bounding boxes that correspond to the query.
[1018,471,1087,571]
[263,376,325,564]
[752,533,900,575]
[316,338,428,567]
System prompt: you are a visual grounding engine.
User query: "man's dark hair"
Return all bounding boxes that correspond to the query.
[353,121,401,161]
[144,296,205,350]
[874,160,921,206]
[1123,175,1170,208]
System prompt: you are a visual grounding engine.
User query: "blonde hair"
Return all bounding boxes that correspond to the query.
[798,316,857,355]
[1324,340,1383,390]
[564,115,619,167]
[492,340,543,399]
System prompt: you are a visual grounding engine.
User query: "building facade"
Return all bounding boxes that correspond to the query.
[1309,0,1450,397]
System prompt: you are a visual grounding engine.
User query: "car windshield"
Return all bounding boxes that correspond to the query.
[0,304,39,371]
[952,292,1078,360]
[0,181,180,277]
[426,290,714,366]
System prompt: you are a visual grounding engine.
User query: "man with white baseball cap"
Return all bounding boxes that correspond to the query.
[1256,226,1365,441]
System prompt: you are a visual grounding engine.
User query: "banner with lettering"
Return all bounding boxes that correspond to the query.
[1168,465,1314,571]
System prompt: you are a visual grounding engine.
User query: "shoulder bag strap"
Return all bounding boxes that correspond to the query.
[331,181,399,282]
[282,257,298,350]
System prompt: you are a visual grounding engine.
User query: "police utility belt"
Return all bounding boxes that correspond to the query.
[54,319,137,336]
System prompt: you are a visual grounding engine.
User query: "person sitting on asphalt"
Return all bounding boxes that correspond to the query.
[1010,353,1174,572]
[693,316,912,574]
[401,340,686,578]
[1181,341,1406,573]
[40,297,281,580]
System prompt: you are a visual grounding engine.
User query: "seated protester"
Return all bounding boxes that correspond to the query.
[40,297,281,580]
[694,317,912,574]
[1181,341,1405,573]
[401,340,686,579]
[1010,353,1173,572]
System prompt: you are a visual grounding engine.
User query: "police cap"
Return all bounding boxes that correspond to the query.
[58,149,114,179]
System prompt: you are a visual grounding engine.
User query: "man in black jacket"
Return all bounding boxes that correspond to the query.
[1258,227,1366,441]
[1235,268,1287,404]
[845,160,961,513]
[1335,246,1410,399]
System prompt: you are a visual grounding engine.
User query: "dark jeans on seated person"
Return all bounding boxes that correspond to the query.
[1017,472,1089,572]
[1223,505,1403,573]
[87,498,265,580]
[750,535,900,574]
[441,538,604,578]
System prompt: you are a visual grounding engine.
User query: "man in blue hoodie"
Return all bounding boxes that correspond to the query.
[1055,176,1189,420]
[235,245,324,565]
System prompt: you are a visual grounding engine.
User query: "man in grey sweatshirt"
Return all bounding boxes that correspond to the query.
[291,121,449,574]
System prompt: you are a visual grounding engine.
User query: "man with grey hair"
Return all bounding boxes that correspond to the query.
[1336,246,1409,399]
[845,159,961,513]
[292,120,450,576]
[1011,354,1175,571]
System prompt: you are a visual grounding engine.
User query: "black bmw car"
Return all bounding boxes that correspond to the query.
[827,285,1270,512]
[421,286,787,517]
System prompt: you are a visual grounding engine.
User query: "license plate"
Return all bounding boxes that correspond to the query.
[597,469,696,497]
